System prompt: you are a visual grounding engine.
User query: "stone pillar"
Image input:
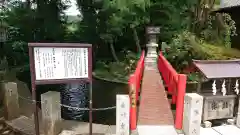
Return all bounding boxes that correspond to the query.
[116,95,130,135]
[236,96,240,127]
[41,91,62,135]
[2,82,20,120]
[183,93,203,135]
[145,26,160,69]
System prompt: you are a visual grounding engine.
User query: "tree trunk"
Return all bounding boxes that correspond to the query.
[132,27,141,53]
[109,43,119,62]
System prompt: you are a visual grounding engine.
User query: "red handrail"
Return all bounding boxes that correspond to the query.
[128,51,145,131]
[158,51,187,130]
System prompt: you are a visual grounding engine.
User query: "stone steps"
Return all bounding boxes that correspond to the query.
[0,118,20,135]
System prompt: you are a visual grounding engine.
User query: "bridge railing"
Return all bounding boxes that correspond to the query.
[158,51,187,130]
[128,51,145,131]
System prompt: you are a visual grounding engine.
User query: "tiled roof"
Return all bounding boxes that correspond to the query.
[220,0,240,8]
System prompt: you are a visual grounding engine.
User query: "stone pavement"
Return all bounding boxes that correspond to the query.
[137,125,240,135]
[138,125,178,135]
[179,125,240,135]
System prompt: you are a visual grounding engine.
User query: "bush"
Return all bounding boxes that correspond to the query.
[164,31,240,72]
[164,31,208,72]
[94,50,138,83]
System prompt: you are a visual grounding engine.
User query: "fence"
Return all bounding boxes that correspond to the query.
[128,51,145,131]
[158,51,187,130]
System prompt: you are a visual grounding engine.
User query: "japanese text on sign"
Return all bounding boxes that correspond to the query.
[34,47,88,80]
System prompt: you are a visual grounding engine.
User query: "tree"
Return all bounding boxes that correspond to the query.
[150,0,196,42]
[102,0,150,54]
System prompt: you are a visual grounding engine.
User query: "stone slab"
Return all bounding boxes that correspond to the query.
[212,125,240,135]
[58,130,77,135]
[6,115,116,135]
[199,127,220,135]
[5,115,44,135]
[138,125,178,135]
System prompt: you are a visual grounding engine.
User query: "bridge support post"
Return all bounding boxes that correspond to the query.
[183,93,203,135]
[41,91,62,135]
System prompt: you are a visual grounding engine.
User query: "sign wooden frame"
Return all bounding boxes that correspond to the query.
[28,43,93,135]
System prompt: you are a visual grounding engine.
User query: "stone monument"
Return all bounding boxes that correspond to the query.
[183,93,203,135]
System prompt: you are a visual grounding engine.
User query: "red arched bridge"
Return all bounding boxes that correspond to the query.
[128,51,187,132]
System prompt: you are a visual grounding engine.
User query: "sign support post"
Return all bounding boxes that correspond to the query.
[28,43,92,135]
[89,81,93,135]
[29,47,40,135]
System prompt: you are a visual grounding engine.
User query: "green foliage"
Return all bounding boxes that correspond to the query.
[187,72,201,82]
[100,0,150,41]
[164,31,208,72]
[2,0,240,82]
[150,0,196,42]
[165,31,240,72]
[199,43,240,60]
[215,0,221,5]
[0,0,68,72]
[94,51,138,82]
[200,13,237,48]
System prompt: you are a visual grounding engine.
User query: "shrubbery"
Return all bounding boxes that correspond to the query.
[164,31,240,73]
[94,50,138,83]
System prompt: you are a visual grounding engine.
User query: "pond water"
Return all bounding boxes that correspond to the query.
[17,71,128,125]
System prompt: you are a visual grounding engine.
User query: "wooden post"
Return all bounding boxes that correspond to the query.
[3,82,20,120]
[183,93,203,135]
[41,91,62,135]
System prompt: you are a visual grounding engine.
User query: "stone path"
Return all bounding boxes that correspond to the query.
[137,125,240,135]
[178,125,240,135]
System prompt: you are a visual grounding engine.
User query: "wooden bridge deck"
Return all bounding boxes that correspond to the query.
[138,68,174,125]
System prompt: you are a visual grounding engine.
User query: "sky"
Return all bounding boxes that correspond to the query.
[64,0,80,16]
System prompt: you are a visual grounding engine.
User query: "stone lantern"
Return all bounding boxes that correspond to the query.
[145,26,160,69]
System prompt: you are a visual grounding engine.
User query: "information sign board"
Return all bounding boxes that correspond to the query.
[28,43,92,84]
